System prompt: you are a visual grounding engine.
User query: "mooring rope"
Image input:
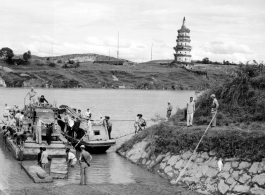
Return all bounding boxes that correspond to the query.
[113,132,135,139]
[174,112,217,184]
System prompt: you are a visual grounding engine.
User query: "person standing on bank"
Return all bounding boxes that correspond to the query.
[210,94,219,127]
[167,102,173,119]
[186,97,195,127]
[79,145,92,185]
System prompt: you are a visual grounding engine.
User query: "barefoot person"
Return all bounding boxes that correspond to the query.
[79,145,92,185]
[210,94,219,127]
[186,97,195,127]
[27,87,37,105]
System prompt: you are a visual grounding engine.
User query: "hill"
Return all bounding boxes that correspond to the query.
[0,54,235,89]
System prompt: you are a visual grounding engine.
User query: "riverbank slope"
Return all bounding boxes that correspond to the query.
[117,65,265,194]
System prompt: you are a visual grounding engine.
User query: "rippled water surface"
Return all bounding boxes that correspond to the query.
[0,88,196,190]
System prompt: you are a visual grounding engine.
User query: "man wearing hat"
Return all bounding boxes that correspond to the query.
[167,102,173,119]
[79,145,92,185]
[210,94,219,127]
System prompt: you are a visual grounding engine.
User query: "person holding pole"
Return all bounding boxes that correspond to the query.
[210,94,219,127]
[186,97,195,127]
[79,145,92,185]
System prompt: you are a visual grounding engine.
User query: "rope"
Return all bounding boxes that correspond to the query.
[113,132,135,139]
[174,112,217,184]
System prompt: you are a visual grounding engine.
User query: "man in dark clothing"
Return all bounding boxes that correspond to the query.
[37,147,43,166]
[72,118,81,138]
[106,116,112,139]
[56,114,65,132]
[39,95,48,105]
[46,124,53,145]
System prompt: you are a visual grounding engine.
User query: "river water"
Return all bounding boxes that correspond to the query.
[0,88,196,190]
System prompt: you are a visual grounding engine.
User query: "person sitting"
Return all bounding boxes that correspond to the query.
[16,131,28,146]
[138,114,146,133]
[66,148,77,167]
[39,95,49,106]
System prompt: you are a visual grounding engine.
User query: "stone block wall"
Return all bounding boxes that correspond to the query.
[117,139,265,195]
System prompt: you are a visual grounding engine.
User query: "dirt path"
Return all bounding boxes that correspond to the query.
[7,183,200,195]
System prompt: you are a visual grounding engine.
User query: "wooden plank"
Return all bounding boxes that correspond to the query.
[21,162,53,183]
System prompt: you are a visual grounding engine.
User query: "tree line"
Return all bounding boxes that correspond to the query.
[0,47,31,65]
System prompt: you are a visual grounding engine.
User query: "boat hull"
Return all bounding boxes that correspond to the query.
[3,136,69,160]
[63,133,116,153]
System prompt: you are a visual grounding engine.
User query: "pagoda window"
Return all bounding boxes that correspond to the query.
[185,58,186,61]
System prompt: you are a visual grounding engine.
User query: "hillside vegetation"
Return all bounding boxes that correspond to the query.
[0,55,234,89]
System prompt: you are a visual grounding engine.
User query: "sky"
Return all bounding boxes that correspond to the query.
[0,0,264,63]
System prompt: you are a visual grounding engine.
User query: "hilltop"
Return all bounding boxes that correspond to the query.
[0,53,236,89]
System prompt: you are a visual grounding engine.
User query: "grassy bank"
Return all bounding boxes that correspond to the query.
[118,65,265,162]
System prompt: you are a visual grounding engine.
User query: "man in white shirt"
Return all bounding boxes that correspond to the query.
[66,148,77,167]
[186,97,195,127]
[15,111,21,128]
[84,108,92,119]
[8,114,17,129]
[4,104,10,114]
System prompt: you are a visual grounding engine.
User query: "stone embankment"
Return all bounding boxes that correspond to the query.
[117,139,265,195]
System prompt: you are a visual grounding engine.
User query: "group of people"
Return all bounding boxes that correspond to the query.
[27,87,49,106]
[2,104,33,146]
[37,145,92,185]
[166,94,219,128]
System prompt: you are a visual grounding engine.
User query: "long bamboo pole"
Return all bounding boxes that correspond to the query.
[173,112,217,184]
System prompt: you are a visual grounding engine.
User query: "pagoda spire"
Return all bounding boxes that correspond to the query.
[183,17,185,25]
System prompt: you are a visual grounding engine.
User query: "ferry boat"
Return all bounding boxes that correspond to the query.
[59,106,116,153]
[1,104,70,160]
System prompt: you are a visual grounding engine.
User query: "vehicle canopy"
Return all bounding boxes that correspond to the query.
[35,108,55,124]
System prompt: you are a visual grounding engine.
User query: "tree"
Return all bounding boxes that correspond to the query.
[22,51,31,63]
[202,57,210,64]
[0,47,14,62]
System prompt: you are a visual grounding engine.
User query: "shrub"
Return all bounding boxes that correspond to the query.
[57,59,62,63]
[48,62,56,67]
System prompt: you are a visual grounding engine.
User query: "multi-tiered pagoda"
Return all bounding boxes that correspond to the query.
[173,17,192,66]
